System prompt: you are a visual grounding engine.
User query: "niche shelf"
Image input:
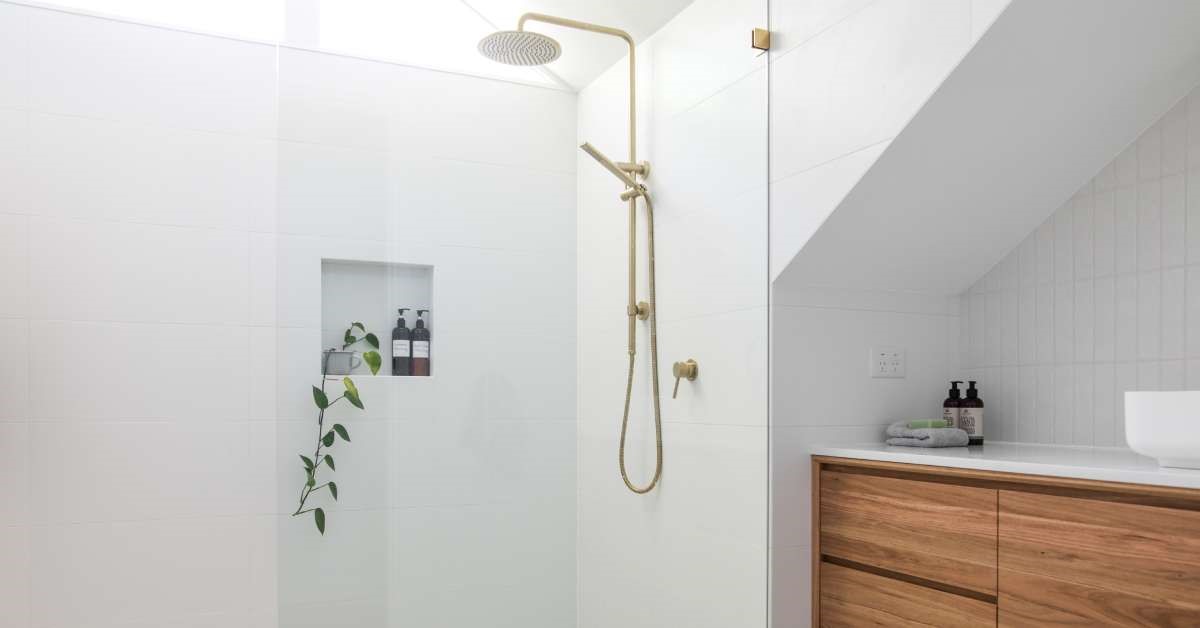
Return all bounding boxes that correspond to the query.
[320,259,434,377]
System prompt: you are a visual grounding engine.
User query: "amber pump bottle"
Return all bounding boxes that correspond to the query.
[391,308,411,376]
[942,381,963,429]
[960,381,984,446]
[411,309,431,376]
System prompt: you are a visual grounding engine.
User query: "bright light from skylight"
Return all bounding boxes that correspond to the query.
[37,0,557,86]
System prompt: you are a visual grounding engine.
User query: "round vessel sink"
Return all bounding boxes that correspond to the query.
[1126,391,1200,469]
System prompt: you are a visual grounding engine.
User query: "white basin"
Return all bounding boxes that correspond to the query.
[1126,391,1200,469]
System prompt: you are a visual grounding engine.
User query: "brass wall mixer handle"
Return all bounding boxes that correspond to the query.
[671,359,698,399]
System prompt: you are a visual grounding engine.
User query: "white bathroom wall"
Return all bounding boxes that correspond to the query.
[575,0,769,626]
[960,86,1200,448]
[0,2,578,627]
[766,1,1003,625]
[271,46,578,628]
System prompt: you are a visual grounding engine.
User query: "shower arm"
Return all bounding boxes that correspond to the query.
[518,12,645,354]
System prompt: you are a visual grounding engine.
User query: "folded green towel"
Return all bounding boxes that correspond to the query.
[905,419,949,429]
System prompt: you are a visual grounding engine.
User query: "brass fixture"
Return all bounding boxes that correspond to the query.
[671,359,698,399]
[751,28,772,52]
[480,14,664,495]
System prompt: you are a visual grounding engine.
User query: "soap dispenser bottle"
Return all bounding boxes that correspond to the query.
[943,381,963,429]
[411,309,431,377]
[391,308,411,376]
[960,381,984,446]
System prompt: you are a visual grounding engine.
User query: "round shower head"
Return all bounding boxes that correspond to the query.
[478,30,562,66]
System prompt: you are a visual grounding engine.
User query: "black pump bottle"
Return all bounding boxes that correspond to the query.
[960,381,984,446]
[391,308,411,376]
[943,381,963,429]
[411,309,431,377]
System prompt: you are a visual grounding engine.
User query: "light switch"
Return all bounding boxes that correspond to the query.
[870,346,906,378]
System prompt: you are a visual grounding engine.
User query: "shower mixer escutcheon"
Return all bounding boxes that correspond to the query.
[627,301,651,320]
[672,359,698,399]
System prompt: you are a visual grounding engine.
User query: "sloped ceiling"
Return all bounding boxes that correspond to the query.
[461,0,695,89]
[774,0,1200,296]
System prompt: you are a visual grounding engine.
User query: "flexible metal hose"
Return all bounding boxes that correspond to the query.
[618,190,663,494]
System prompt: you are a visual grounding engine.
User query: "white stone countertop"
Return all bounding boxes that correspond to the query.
[810,441,1200,490]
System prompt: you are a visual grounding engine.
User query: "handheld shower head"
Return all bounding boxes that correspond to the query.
[580,142,639,189]
[478,30,562,66]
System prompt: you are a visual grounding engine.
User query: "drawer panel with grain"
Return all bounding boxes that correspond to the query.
[820,561,996,627]
[998,490,1200,626]
[819,469,998,595]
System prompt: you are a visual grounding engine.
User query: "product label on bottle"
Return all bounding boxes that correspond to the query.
[942,407,959,428]
[958,408,983,436]
[392,340,410,358]
[412,341,430,359]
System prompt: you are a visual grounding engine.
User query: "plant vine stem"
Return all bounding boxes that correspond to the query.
[292,353,344,517]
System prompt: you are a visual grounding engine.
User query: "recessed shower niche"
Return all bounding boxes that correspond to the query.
[320,259,434,377]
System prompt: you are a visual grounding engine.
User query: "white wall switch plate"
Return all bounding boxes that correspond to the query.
[870,346,906,378]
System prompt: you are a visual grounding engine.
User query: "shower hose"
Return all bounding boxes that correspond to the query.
[619,189,663,494]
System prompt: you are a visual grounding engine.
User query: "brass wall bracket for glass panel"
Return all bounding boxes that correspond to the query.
[752,28,771,52]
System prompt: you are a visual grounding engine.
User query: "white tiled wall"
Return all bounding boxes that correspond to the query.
[767,1,998,625]
[576,0,769,626]
[960,87,1200,448]
[0,2,578,627]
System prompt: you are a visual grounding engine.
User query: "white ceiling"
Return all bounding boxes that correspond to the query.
[460,0,695,90]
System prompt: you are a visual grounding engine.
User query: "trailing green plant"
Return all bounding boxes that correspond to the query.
[292,322,381,534]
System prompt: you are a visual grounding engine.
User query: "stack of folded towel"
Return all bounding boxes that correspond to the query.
[885,420,969,448]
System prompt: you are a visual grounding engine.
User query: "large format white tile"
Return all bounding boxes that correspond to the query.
[769,0,970,181]
[25,113,275,230]
[275,141,393,240]
[27,9,276,136]
[0,212,29,318]
[658,307,768,426]
[0,318,29,420]
[31,518,252,628]
[0,108,28,211]
[29,218,249,325]
[277,509,389,606]
[0,420,29,525]
[769,0,875,55]
[0,2,29,110]
[0,524,30,628]
[29,320,250,421]
[30,421,251,524]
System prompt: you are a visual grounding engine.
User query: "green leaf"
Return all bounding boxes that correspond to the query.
[344,385,364,410]
[343,377,359,398]
[324,454,335,471]
[333,423,350,442]
[306,473,315,487]
[328,481,338,501]
[343,329,356,347]
[364,333,380,349]
[312,386,329,409]
[322,431,335,447]
[351,322,365,332]
[300,455,314,470]
[314,508,325,534]
[362,350,382,376]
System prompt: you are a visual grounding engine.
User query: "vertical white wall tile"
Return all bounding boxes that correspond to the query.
[1161,360,1186,390]
[1036,365,1055,443]
[0,525,30,628]
[1115,362,1139,446]
[1073,365,1093,446]
[1162,267,1185,359]
[1017,285,1036,364]
[1016,366,1036,442]
[1073,189,1094,279]
[1115,144,1138,188]
[1054,206,1074,283]
[1115,274,1139,361]
[0,319,29,421]
[1138,360,1161,390]
[1115,186,1139,274]
[1163,173,1186,267]
[0,213,29,319]
[1054,282,1074,363]
[1036,219,1055,281]
[1074,280,1094,362]
[1092,363,1115,447]
[1188,166,1200,263]
[1053,365,1073,444]
[1190,266,1200,357]
[1137,181,1162,271]
[1036,283,1055,364]
[0,109,29,213]
[1137,271,1161,360]
[1093,190,1116,276]
[1093,275,1116,363]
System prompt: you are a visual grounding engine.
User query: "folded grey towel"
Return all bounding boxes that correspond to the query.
[884,422,969,447]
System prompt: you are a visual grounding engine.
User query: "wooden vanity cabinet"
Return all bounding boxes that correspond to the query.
[812,457,1200,627]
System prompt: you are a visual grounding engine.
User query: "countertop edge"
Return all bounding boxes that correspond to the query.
[810,443,1200,491]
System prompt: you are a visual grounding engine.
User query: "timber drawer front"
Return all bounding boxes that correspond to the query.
[813,457,1200,627]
